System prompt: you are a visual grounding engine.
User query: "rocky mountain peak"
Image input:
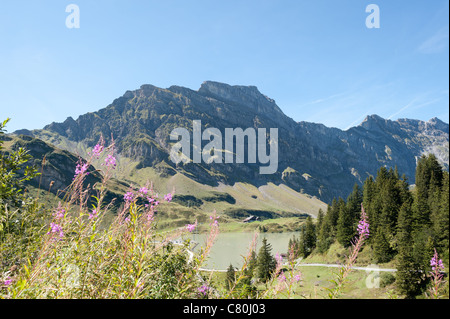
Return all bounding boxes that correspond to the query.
[427,117,449,132]
[198,81,283,117]
[360,115,449,134]
[359,114,389,131]
[199,81,260,97]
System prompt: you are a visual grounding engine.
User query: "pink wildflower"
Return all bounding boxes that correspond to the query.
[89,136,105,159]
[91,144,104,158]
[74,161,89,178]
[3,277,12,286]
[275,253,283,265]
[186,223,197,232]
[139,187,149,195]
[53,203,65,219]
[89,209,99,220]
[431,250,445,272]
[198,285,210,296]
[357,205,370,239]
[104,154,116,169]
[164,193,173,202]
[209,215,219,227]
[47,222,64,238]
[145,196,158,208]
[429,249,445,299]
[124,191,134,203]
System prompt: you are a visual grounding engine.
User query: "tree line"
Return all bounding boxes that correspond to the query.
[288,154,449,298]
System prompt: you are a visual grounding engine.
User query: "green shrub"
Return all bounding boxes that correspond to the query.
[1,118,43,269]
[172,195,203,207]
[380,272,396,288]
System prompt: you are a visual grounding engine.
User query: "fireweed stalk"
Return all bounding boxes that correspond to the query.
[261,246,302,299]
[65,136,109,213]
[76,139,117,239]
[277,246,303,298]
[428,249,446,299]
[193,211,220,272]
[263,253,286,297]
[327,204,370,299]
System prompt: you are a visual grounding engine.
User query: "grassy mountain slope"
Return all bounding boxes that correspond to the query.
[2,133,327,232]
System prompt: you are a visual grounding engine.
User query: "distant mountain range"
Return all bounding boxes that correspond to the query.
[12,81,449,203]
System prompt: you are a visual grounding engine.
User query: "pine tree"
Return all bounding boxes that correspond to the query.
[256,237,277,283]
[328,198,340,235]
[428,174,441,221]
[347,184,363,226]
[317,215,333,254]
[379,169,401,235]
[363,176,375,211]
[302,216,317,257]
[396,202,423,298]
[336,197,354,247]
[288,235,301,260]
[396,247,423,298]
[363,175,378,246]
[425,154,444,189]
[225,264,236,290]
[248,249,257,273]
[432,172,449,264]
[395,155,445,297]
[413,155,443,232]
[373,227,394,263]
[368,168,391,242]
[298,226,307,258]
[238,250,257,297]
[316,209,324,234]
[367,166,408,253]
[397,174,412,208]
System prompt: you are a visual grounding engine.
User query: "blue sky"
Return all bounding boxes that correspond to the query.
[0,0,448,133]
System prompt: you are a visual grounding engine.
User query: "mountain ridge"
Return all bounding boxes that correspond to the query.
[12,81,449,203]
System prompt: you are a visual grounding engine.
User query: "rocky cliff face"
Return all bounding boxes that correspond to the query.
[17,81,449,203]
